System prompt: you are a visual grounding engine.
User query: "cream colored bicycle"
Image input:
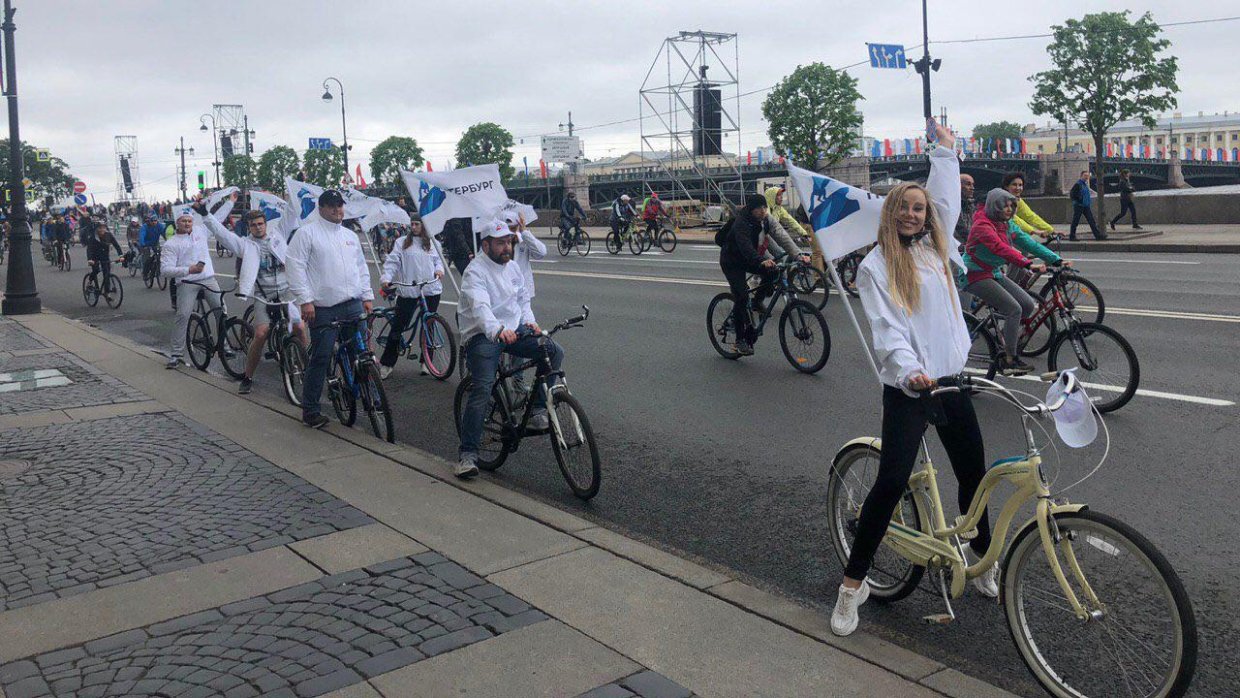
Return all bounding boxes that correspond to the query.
[826,373,1196,698]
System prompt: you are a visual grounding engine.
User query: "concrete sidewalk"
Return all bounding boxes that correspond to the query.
[535,223,1240,253]
[0,312,1019,698]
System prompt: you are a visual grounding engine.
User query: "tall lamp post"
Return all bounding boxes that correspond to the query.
[2,0,39,315]
[321,77,349,183]
[199,113,219,188]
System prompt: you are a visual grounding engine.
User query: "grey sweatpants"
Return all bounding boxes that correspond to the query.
[965,275,1036,356]
[170,277,223,359]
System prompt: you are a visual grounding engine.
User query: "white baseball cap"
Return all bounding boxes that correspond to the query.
[479,219,513,240]
[1046,370,1098,448]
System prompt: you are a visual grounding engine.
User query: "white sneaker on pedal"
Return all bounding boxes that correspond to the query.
[830,580,871,637]
[379,365,393,380]
[965,547,1000,598]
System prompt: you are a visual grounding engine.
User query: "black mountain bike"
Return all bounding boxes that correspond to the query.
[453,306,600,500]
[82,261,122,309]
[557,221,591,256]
[329,315,395,443]
[142,247,167,290]
[706,260,831,374]
[181,280,250,379]
[235,290,309,407]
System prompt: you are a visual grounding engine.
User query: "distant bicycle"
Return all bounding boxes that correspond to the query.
[605,219,646,255]
[557,222,591,256]
[328,315,395,443]
[834,250,866,298]
[370,281,458,380]
[82,260,123,309]
[142,247,167,290]
[644,218,678,253]
[180,280,250,379]
[452,306,600,499]
[215,239,234,258]
[706,259,831,374]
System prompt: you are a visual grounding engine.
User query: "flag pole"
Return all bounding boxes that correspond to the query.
[823,259,881,382]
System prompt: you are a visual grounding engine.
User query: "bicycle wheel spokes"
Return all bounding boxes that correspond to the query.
[104,276,123,308]
[219,318,251,379]
[550,390,600,500]
[360,364,395,443]
[705,293,742,359]
[1049,323,1139,413]
[421,315,457,379]
[281,338,307,407]
[186,315,213,371]
[779,300,830,374]
[1005,511,1195,698]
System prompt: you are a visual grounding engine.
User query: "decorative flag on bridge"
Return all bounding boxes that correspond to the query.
[354,164,367,189]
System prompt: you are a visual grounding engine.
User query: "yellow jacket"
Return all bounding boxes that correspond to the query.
[1013,198,1054,236]
[764,187,806,237]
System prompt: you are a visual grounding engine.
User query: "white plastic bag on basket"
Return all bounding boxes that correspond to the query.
[1046,369,1098,448]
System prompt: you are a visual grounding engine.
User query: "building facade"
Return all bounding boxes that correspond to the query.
[1023,112,1240,158]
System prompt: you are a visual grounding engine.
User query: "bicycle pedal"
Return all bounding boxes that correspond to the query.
[922,613,955,625]
[953,516,978,541]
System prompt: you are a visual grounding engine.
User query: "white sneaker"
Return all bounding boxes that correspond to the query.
[528,409,550,431]
[455,454,479,479]
[830,580,870,637]
[419,364,429,376]
[965,547,1000,598]
[379,365,393,380]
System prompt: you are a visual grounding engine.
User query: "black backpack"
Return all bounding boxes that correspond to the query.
[714,218,734,247]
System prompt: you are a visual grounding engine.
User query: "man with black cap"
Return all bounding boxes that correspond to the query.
[285,189,375,429]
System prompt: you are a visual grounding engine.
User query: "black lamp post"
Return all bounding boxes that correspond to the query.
[321,77,349,182]
[2,0,40,315]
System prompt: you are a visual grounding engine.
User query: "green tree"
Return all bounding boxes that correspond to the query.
[222,154,256,188]
[455,123,515,180]
[1029,10,1178,221]
[303,147,345,188]
[761,63,864,169]
[369,136,425,187]
[971,121,1024,142]
[256,145,300,192]
[0,140,76,204]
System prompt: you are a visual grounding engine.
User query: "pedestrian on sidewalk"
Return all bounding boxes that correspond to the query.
[1068,170,1108,241]
[286,189,375,429]
[378,213,443,379]
[1110,169,1142,231]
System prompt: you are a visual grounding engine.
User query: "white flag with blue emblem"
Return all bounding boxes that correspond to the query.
[399,164,508,236]
[359,200,411,232]
[785,163,884,262]
[250,190,298,238]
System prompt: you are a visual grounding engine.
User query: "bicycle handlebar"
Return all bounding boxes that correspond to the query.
[929,372,1078,417]
[178,279,240,295]
[549,305,590,335]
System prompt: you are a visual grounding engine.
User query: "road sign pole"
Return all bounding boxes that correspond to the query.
[1,0,41,315]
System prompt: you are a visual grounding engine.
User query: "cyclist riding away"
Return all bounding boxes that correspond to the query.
[560,191,586,243]
[197,197,308,394]
[962,188,1064,375]
[85,220,123,295]
[378,213,444,379]
[610,194,636,240]
[833,120,997,637]
[717,194,810,356]
[456,219,565,480]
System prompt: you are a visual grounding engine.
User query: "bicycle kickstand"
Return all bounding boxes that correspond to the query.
[923,569,957,625]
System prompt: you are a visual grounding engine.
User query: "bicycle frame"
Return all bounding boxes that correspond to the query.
[747,266,801,337]
[331,320,372,400]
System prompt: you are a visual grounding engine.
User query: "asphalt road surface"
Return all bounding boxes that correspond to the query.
[21,239,1239,697]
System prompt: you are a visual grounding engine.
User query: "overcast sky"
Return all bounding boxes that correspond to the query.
[16,0,1239,203]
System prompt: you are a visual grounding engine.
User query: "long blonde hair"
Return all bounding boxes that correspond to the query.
[876,182,955,313]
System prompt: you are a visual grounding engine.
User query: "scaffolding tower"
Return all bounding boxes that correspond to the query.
[213,104,247,162]
[114,136,141,202]
[639,30,744,225]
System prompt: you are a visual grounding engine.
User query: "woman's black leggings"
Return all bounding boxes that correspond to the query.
[379,294,441,368]
[844,386,992,580]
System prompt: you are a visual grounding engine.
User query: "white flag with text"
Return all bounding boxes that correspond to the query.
[400,164,508,235]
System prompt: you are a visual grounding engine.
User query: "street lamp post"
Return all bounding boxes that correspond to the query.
[199,113,219,188]
[911,0,942,121]
[321,77,349,183]
[1,0,40,315]
[174,138,194,201]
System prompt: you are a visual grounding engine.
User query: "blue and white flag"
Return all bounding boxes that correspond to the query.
[359,200,411,233]
[250,190,298,238]
[399,164,508,236]
[786,163,884,262]
[471,199,538,230]
[171,186,239,226]
[284,178,385,224]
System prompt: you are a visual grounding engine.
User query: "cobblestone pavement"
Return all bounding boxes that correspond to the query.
[0,553,549,698]
[0,352,147,415]
[0,412,372,611]
[577,671,697,698]
[0,319,54,353]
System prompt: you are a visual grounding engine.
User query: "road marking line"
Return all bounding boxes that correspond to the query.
[1082,306,1240,323]
[1068,258,1201,265]
[535,257,718,266]
[964,369,1235,407]
[535,269,728,288]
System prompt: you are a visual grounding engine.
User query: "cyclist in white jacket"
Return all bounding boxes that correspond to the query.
[378,213,444,378]
[160,198,234,369]
[505,210,546,300]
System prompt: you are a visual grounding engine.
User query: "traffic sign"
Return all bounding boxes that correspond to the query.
[21,178,32,189]
[73,193,87,206]
[308,138,334,151]
[35,149,49,162]
[541,135,582,163]
[867,43,907,69]
[73,181,87,194]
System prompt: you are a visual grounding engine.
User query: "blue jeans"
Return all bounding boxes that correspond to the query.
[459,328,564,457]
[302,299,364,420]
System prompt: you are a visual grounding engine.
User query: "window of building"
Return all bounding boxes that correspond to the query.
[1217,134,1225,143]
[1156,137,1164,145]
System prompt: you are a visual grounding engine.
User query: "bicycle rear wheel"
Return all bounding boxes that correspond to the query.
[281,337,307,407]
[557,232,571,256]
[186,315,213,371]
[963,313,1000,380]
[549,389,601,500]
[605,232,622,254]
[143,267,155,289]
[657,229,678,253]
[779,299,830,374]
[1003,510,1196,698]
[219,318,251,379]
[358,362,395,443]
[1047,322,1139,413]
[453,377,511,470]
[104,275,123,309]
[421,315,457,380]
[705,293,743,360]
[826,442,925,601]
[576,231,591,256]
[328,359,357,426]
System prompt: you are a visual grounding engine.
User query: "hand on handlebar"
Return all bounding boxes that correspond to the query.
[188,262,205,274]
[907,372,934,391]
[760,259,777,270]
[497,328,518,344]
[1029,261,1048,274]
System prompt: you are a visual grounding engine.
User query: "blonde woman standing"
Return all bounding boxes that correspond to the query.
[831,121,997,636]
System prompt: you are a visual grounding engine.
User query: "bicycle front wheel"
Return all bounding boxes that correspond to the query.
[358,363,395,443]
[705,292,743,360]
[549,389,601,500]
[421,315,457,380]
[281,337,307,407]
[186,315,213,371]
[826,442,925,601]
[1003,509,1196,698]
[836,256,861,298]
[628,231,643,255]
[82,275,98,307]
[576,231,591,256]
[1048,271,1105,326]
[219,317,251,379]
[1047,322,1139,413]
[779,299,830,374]
[452,377,511,471]
[657,229,678,253]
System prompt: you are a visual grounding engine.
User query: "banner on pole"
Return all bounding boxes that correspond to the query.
[400,164,509,235]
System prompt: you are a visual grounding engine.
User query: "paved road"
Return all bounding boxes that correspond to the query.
[22,241,1239,697]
